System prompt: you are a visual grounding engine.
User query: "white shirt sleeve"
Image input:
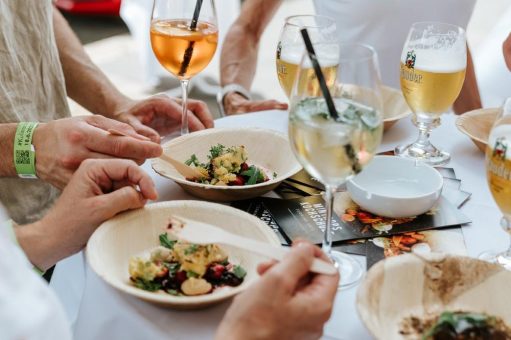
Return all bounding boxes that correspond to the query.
[0,208,72,340]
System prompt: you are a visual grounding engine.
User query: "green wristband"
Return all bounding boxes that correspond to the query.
[14,122,39,179]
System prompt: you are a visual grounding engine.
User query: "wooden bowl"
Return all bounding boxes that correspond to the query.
[357,253,511,339]
[151,127,302,201]
[382,86,412,131]
[456,108,500,152]
[87,200,280,309]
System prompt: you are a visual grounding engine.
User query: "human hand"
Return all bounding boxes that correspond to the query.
[503,33,511,71]
[32,115,162,189]
[224,92,288,115]
[115,94,214,141]
[216,242,339,340]
[17,159,158,271]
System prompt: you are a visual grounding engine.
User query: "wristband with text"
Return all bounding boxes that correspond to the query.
[14,122,39,179]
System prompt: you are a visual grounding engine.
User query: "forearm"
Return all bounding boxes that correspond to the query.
[52,7,131,118]
[15,220,64,271]
[453,47,481,114]
[0,124,18,177]
[220,0,282,89]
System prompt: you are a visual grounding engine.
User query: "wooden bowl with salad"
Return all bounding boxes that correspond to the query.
[357,253,511,339]
[87,200,280,309]
[151,127,302,201]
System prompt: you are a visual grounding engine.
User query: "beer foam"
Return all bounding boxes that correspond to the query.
[401,48,466,73]
[280,44,339,68]
[488,125,511,158]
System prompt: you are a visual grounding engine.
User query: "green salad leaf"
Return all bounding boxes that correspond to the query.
[159,233,177,250]
[233,265,247,279]
[134,278,162,292]
[209,144,225,159]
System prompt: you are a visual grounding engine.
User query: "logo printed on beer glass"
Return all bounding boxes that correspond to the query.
[405,50,416,69]
[494,137,508,161]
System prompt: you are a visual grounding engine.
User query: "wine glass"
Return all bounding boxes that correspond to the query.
[395,22,467,166]
[479,98,511,269]
[151,0,218,135]
[276,15,338,98]
[288,43,384,288]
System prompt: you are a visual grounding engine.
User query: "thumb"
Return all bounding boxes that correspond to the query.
[266,243,314,292]
[97,186,146,220]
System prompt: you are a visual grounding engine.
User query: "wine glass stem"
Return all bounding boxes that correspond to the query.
[322,185,336,257]
[412,113,438,150]
[180,79,190,135]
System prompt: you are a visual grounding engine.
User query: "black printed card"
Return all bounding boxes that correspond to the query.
[262,192,471,244]
[231,199,290,246]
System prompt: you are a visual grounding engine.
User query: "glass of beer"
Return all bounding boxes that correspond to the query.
[151,0,218,135]
[479,98,511,269]
[276,15,338,99]
[395,22,467,165]
[288,43,384,288]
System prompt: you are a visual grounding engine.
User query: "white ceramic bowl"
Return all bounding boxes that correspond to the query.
[357,253,511,340]
[87,200,280,309]
[346,156,443,218]
[151,127,302,202]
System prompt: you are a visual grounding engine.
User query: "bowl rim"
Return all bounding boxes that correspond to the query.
[455,107,500,145]
[86,200,281,305]
[347,156,444,200]
[381,85,411,123]
[151,127,302,190]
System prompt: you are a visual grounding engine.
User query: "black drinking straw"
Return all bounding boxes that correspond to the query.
[178,0,204,76]
[300,28,361,174]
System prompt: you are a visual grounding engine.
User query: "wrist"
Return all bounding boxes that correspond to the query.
[13,122,40,179]
[31,123,49,179]
[15,220,57,271]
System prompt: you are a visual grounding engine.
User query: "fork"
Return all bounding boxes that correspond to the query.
[168,216,337,275]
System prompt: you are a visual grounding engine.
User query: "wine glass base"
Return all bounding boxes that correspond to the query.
[479,251,511,270]
[395,143,450,166]
[330,250,364,289]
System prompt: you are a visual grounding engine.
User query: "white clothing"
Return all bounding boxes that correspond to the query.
[313,0,477,88]
[0,209,71,340]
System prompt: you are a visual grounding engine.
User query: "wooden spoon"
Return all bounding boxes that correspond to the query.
[159,153,204,179]
[167,216,338,276]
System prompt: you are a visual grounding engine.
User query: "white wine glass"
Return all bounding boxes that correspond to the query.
[396,22,467,166]
[289,43,384,288]
[479,98,511,269]
[151,0,218,135]
[276,15,338,98]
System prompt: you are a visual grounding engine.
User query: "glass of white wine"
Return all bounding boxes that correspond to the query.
[396,22,467,166]
[479,98,511,269]
[289,43,384,288]
[276,15,338,99]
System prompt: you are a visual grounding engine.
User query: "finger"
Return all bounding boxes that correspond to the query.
[85,159,158,200]
[84,125,162,160]
[124,116,161,144]
[86,115,150,141]
[234,100,288,114]
[97,186,147,220]
[293,239,332,263]
[257,259,278,275]
[186,99,214,128]
[187,111,207,132]
[266,243,315,293]
[504,33,511,71]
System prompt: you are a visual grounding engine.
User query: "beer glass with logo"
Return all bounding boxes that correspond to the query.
[396,22,467,165]
[288,43,383,288]
[276,15,338,98]
[479,98,511,269]
[151,0,218,135]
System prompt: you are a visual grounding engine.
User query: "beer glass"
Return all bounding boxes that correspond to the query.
[479,98,511,269]
[151,0,218,135]
[288,43,383,288]
[276,15,338,98]
[396,22,467,165]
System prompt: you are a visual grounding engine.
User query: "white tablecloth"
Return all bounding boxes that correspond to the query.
[50,110,502,340]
